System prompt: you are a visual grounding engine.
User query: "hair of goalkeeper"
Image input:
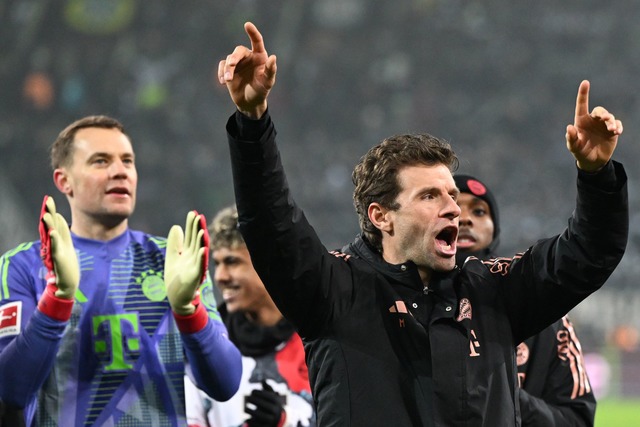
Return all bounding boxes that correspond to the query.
[50,115,127,170]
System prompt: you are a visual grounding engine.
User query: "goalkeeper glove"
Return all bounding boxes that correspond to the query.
[165,211,210,318]
[37,195,80,321]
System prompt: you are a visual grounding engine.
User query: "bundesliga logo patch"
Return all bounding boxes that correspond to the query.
[0,301,22,338]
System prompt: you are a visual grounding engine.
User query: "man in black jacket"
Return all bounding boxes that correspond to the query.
[455,174,596,426]
[217,22,628,426]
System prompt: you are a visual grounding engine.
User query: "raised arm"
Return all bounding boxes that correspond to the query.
[566,80,623,172]
[218,22,277,119]
[165,211,242,401]
[501,81,628,343]
[0,196,79,407]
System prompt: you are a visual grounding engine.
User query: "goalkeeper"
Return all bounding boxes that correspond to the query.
[0,115,242,426]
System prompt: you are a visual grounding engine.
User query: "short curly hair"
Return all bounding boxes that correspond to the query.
[208,205,245,251]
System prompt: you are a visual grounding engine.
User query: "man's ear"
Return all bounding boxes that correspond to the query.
[53,169,72,196]
[368,202,393,233]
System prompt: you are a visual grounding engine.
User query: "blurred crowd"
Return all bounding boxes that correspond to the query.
[1,0,639,397]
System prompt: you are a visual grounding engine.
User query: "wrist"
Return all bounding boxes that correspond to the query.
[54,284,76,300]
[172,303,196,316]
[237,102,267,120]
[173,302,208,334]
[576,159,606,173]
[38,284,74,321]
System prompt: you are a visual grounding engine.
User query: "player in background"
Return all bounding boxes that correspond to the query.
[455,174,596,426]
[185,205,314,427]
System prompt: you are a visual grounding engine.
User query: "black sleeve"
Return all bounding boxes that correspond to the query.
[226,111,353,338]
[518,317,596,427]
[500,160,628,343]
[520,389,594,427]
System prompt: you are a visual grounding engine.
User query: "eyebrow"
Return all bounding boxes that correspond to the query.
[214,254,240,264]
[86,151,134,160]
[469,197,490,207]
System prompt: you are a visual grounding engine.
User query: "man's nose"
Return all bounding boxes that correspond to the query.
[109,160,129,178]
[214,264,230,283]
[444,196,461,219]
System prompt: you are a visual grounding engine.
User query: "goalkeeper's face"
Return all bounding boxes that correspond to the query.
[57,127,137,230]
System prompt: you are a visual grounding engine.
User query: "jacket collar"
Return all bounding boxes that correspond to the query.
[344,235,460,319]
[219,303,296,357]
[344,235,459,293]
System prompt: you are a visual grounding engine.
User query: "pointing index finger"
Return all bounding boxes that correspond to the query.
[574,80,590,121]
[244,22,266,54]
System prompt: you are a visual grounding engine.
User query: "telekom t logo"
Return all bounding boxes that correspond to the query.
[92,313,141,371]
[469,329,481,357]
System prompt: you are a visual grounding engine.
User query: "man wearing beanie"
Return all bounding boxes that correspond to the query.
[455,174,596,426]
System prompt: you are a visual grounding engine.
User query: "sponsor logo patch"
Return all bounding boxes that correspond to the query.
[0,301,22,338]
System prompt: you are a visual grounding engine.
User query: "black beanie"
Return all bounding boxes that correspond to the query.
[453,175,500,239]
[454,174,501,263]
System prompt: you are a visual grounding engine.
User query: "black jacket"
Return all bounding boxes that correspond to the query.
[227,111,628,426]
[456,197,596,426]
[516,316,595,426]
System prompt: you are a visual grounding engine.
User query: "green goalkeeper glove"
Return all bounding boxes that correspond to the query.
[39,195,79,300]
[164,211,209,316]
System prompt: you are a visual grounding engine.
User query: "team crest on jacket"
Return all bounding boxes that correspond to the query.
[456,298,472,322]
[516,342,530,366]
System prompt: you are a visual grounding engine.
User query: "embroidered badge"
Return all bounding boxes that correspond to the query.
[456,298,472,322]
[516,342,530,366]
[137,270,166,302]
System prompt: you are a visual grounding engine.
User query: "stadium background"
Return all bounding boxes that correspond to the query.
[1,1,638,423]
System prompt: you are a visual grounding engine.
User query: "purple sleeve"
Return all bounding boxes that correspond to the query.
[181,318,242,401]
[0,309,66,407]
